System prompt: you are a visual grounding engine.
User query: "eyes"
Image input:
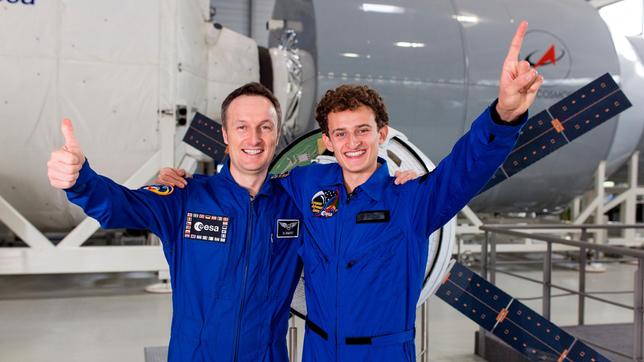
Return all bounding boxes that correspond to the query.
[334,130,346,139]
[235,123,274,132]
[332,127,372,140]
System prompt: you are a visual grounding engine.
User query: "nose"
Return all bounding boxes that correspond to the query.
[248,128,261,145]
[348,133,360,149]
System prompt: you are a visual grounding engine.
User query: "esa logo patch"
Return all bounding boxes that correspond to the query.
[141,184,174,196]
[310,189,339,218]
[276,219,300,238]
[184,212,229,242]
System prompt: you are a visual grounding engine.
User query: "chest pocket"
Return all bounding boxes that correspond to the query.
[182,212,233,282]
[271,233,293,256]
[267,217,302,298]
[344,214,406,268]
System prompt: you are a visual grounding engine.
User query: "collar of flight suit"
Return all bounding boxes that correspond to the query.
[318,157,390,202]
[211,157,275,200]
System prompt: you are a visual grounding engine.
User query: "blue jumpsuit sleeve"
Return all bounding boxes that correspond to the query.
[275,167,306,213]
[402,103,526,239]
[189,173,209,180]
[65,160,185,243]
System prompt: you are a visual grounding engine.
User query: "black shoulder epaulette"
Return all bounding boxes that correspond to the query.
[270,171,290,179]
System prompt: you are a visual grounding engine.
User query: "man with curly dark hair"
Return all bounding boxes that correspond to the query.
[276,21,542,361]
[315,84,390,135]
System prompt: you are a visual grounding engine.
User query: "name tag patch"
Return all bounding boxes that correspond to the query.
[276,219,300,238]
[356,210,390,224]
[184,212,229,242]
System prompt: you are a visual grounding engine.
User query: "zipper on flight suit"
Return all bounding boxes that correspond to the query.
[335,187,353,351]
[232,196,254,362]
[335,186,361,351]
[335,252,341,350]
[346,188,359,204]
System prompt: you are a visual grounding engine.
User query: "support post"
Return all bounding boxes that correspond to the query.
[578,228,588,326]
[479,231,490,358]
[543,242,552,320]
[594,161,607,245]
[624,152,639,244]
[419,300,430,362]
[634,258,644,362]
[572,196,582,222]
[482,231,489,279]
[490,232,497,284]
[288,315,297,362]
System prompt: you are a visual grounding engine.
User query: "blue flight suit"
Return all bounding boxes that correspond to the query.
[279,104,526,361]
[65,159,303,362]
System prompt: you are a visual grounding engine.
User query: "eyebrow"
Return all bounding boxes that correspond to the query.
[331,124,372,132]
[231,119,274,125]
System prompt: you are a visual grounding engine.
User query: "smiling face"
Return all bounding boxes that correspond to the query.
[222,95,279,179]
[322,105,388,183]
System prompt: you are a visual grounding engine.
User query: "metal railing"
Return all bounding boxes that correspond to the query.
[480,224,644,361]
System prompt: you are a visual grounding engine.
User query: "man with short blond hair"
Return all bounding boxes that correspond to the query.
[48,82,304,361]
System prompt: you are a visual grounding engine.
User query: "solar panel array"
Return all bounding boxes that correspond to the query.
[436,261,610,361]
[182,112,227,163]
[481,73,632,193]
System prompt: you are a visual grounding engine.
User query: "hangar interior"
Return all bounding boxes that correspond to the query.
[2,0,644,361]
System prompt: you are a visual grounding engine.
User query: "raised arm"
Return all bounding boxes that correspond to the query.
[47,119,185,242]
[403,21,543,239]
[495,21,543,122]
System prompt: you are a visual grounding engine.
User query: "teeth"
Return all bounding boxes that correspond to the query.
[345,150,365,157]
[243,149,262,155]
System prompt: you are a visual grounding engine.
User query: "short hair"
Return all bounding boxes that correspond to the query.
[220,82,282,128]
[315,84,389,135]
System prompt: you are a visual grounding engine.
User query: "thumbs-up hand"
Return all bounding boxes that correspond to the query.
[47,119,86,189]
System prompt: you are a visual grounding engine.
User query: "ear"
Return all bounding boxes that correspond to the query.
[322,133,334,153]
[222,127,229,145]
[378,125,389,144]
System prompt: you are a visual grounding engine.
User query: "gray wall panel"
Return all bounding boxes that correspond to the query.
[212,0,250,36]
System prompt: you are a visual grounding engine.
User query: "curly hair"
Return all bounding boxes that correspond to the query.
[315,84,389,135]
